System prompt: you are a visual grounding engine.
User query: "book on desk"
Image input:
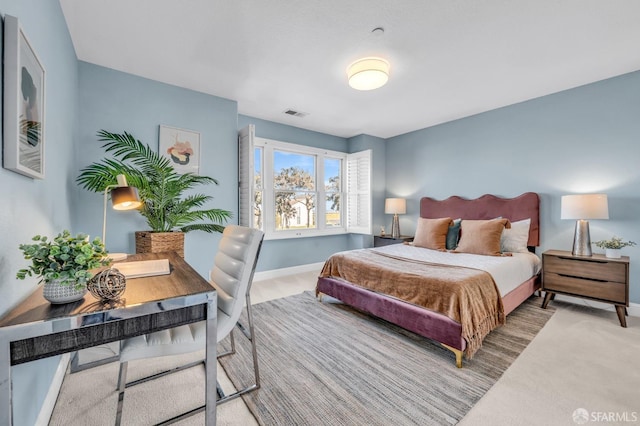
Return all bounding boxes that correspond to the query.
[113,258,171,278]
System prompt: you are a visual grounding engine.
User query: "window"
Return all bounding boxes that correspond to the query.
[239,124,371,240]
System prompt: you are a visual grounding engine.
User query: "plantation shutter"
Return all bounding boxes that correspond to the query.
[238,124,255,228]
[345,149,372,234]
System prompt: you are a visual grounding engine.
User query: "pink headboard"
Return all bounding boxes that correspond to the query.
[420,192,540,247]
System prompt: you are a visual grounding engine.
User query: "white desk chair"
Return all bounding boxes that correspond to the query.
[115,225,264,425]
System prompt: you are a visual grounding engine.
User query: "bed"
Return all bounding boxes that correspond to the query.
[316,192,541,368]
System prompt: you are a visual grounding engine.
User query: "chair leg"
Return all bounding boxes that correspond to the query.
[230,327,236,353]
[117,361,128,393]
[218,328,236,358]
[246,292,261,391]
[218,293,260,404]
[116,299,261,417]
[115,361,128,426]
[119,360,205,390]
[115,357,206,424]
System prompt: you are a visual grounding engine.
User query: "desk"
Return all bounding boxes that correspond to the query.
[0,252,217,425]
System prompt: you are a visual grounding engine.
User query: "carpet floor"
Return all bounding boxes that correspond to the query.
[219,291,555,426]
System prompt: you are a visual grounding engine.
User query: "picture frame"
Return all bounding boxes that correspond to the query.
[159,125,200,175]
[2,15,46,179]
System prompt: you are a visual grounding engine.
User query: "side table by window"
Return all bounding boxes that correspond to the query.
[374,235,414,247]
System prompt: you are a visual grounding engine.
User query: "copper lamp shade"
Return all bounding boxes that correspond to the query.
[103,175,142,252]
[111,186,142,210]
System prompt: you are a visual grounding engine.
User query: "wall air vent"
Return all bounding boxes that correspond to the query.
[283,109,308,118]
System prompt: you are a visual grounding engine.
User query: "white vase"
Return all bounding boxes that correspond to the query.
[43,279,87,304]
[605,248,621,259]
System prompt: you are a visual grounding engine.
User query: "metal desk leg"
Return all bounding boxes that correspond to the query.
[0,340,12,425]
[205,295,217,425]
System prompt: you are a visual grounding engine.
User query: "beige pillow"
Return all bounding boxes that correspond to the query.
[454,219,511,256]
[413,217,453,250]
[500,218,531,253]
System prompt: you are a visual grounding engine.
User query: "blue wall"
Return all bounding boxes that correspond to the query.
[385,70,640,303]
[75,62,238,278]
[0,2,79,424]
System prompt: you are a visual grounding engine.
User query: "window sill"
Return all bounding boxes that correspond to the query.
[264,228,348,241]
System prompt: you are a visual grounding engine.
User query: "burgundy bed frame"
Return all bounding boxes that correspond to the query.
[316,192,541,368]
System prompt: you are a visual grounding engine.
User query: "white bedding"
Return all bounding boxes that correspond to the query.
[371,244,541,296]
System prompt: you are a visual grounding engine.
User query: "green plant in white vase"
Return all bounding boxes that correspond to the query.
[592,236,636,259]
[17,231,111,303]
[592,236,636,250]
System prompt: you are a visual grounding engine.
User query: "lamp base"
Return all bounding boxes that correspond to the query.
[391,214,401,239]
[572,220,592,256]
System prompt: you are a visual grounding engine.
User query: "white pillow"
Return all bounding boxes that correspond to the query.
[500,218,531,253]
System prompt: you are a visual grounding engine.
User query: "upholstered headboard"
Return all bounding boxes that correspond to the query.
[419,192,540,247]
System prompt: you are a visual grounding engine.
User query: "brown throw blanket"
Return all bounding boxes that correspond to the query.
[319,249,505,358]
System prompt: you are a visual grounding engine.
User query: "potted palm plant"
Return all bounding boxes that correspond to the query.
[17,230,110,303]
[77,130,232,257]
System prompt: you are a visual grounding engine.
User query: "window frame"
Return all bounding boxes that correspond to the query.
[257,137,347,240]
[239,124,371,241]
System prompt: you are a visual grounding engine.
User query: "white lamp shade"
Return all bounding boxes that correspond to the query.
[347,57,390,91]
[561,194,609,220]
[385,198,406,215]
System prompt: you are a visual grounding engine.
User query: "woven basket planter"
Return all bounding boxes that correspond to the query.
[135,231,185,258]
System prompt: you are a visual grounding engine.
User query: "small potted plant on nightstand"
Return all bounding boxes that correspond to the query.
[17,230,110,304]
[592,236,636,259]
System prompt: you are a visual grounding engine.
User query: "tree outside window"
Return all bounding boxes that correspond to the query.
[325,158,341,227]
[273,151,316,230]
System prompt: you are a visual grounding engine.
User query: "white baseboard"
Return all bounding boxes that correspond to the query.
[552,294,640,317]
[35,353,70,426]
[254,262,324,282]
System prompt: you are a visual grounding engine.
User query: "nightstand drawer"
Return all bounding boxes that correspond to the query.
[544,255,626,283]
[543,272,626,303]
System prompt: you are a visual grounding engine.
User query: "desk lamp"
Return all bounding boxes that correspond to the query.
[103,174,142,260]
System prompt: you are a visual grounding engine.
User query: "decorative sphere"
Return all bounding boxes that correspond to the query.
[88,268,126,301]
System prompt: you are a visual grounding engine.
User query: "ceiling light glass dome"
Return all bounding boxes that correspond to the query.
[347,57,390,91]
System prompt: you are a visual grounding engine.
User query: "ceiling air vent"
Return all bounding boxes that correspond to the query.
[283,109,308,118]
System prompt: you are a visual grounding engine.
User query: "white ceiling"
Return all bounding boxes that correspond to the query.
[59,0,640,139]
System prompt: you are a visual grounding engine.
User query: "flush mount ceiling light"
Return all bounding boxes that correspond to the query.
[347,57,390,91]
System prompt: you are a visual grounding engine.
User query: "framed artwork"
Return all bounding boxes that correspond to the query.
[2,15,46,179]
[159,125,200,175]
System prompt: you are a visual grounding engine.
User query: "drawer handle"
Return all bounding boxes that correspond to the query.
[557,273,607,283]
[558,257,606,265]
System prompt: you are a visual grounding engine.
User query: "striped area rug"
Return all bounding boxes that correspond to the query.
[219,291,554,425]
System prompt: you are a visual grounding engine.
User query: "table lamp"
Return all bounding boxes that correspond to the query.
[103,174,142,260]
[385,198,406,239]
[561,194,608,256]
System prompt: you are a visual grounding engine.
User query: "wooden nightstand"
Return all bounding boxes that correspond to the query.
[373,235,414,247]
[541,249,630,327]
